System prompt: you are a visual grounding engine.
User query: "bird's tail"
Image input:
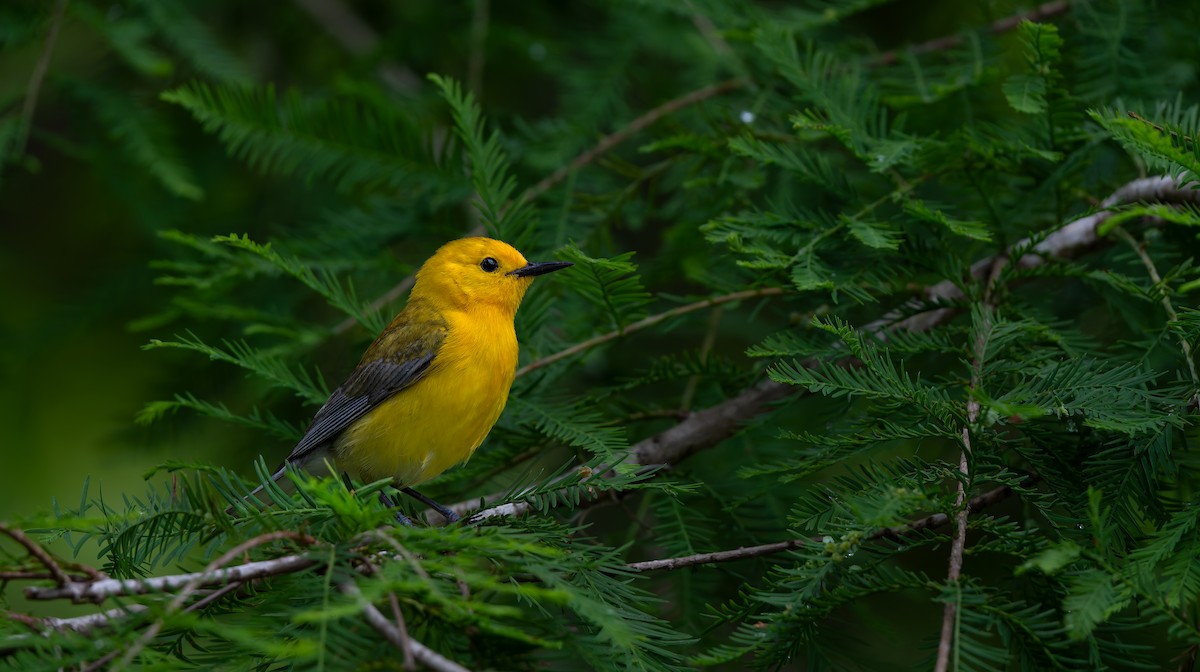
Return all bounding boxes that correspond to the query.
[224,453,338,517]
[224,463,291,517]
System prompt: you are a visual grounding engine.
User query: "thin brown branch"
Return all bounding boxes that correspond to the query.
[183,581,245,614]
[13,0,68,158]
[935,438,972,672]
[0,523,72,588]
[1128,111,1196,151]
[0,570,91,582]
[871,0,1072,67]
[516,286,783,377]
[387,590,416,671]
[333,275,416,335]
[627,482,1018,572]
[522,78,742,205]
[935,256,1005,672]
[691,12,733,56]
[627,539,805,572]
[448,379,797,523]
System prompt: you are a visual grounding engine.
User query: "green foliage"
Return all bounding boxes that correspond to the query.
[1091,102,1200,180]
[429,74,537,241]
[143,331,329,405]
[161,81,459,197]
[556,244,653,331]
[5,0,1200,670]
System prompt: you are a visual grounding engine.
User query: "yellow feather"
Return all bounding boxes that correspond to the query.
[277,237,570,497]
[335,303,518,486]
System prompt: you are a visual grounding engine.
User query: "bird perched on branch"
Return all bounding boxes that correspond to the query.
[242,237,572,524]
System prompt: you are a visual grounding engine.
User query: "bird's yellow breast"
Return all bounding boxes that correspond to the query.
[333,307,518,487]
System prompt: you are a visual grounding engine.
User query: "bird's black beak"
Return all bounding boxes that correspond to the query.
[507,261,574,277]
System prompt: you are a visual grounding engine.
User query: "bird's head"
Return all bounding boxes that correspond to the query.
[411,237,572,314]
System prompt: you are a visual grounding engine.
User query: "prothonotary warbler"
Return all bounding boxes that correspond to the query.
[248,237,571,524]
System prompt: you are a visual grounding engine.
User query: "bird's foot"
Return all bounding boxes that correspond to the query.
[400,487,461,525]
[379,491,415,527]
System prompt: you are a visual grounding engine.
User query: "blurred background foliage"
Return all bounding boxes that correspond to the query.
[3,0,1200,669]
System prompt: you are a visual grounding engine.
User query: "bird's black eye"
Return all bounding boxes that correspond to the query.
[480,257,499,273]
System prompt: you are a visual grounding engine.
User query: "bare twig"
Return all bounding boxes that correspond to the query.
[14,580,243,639]
[354,554,418,670]
[105,531,316,670]
[522,79,742,205]
[450,379,796,523]
[0,523,72,588]
[387,590,416,671]
[13,0,68,158]
[342,581,473,672]
[26,552,317,603]
[627,539,806,572]
[13,604,150,635]
[516,287,783,377]
[184,580,246,614]
[691,12,733,56]
[627,482,1019,572]
[0,571,88,581]
[871,0,1072,67]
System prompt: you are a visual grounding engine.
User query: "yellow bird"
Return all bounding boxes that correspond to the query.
[255,237,571,523]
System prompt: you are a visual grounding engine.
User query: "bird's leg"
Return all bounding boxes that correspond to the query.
[378,491,414,527]
[400,487,461,524]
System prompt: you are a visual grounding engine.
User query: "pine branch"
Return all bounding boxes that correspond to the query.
[15,533,464,672]
[1110,225,1200,404]
[332,78,744,336]
[12,0,67,158]
[935,259,1006,672]
[445,175,1200,526]
[870,0,1072,67]
[0,523,76,588]
[876,175,1200,334]
[516,287,784,377]
[342,581,473,672]
[449,379,794,523]
[521,78,743,205]
[79,532,313,670]
[626,482,1018,572]
[32,61,1196,659]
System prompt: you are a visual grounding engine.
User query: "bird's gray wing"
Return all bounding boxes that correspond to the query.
[283,318,446,466]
